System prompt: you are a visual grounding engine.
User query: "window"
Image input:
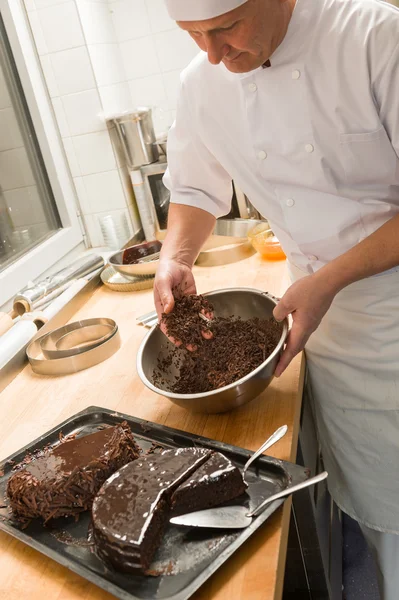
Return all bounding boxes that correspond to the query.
[0,13,61,272]
[0,0,83,307]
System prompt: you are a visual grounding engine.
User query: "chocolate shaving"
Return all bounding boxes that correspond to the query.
[145,443,165,456]
[161,294,213,348]
[52,529,93,547]
[11,443,53,472]
[7,422,141,527]
[155,294,283,394]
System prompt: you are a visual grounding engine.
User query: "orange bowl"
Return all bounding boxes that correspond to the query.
[248,225,286,261]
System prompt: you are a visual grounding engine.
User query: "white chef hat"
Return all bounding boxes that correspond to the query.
[165,0,249,21]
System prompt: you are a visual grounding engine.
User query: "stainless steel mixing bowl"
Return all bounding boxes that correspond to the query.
[136,288,288,414]
[108,240,161,277]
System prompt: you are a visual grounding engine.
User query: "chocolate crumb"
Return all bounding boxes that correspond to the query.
[145,443,165,456]
[145,560,176,577]
[52,529,93,547]
[161,294,213,348]
[145,569,162,577]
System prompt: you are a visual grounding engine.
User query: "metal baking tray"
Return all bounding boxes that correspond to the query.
[0,406,309,600]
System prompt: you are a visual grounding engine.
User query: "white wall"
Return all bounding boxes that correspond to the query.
[108,0,198,134]
[22,0,199,248]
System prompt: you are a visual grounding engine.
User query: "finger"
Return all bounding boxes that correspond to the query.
[273,299,290,323]
[154,292,165,323]
[201,329,213,340]
[186,343,198,352]
[159,321,182,347]
[274,324,309,377]
[155,279,175,314]
[182,277,197,297]
[200,308,214,320]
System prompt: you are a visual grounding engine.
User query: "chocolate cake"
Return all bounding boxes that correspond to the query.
[7,422,140,525]
[171,451,247,515]
[92,448,247,572]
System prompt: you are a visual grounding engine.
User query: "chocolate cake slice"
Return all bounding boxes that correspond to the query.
[171,451,247,516]
[92,448,212,572]
[7,422,140,525]
[91,447,247,572]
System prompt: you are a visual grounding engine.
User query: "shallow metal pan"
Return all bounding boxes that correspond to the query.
[0,406,308,600]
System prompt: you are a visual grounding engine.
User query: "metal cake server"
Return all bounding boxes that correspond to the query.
[170,471,328,529]
[241,424,287,484]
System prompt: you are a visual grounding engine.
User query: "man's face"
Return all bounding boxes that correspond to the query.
[178,0,295,73]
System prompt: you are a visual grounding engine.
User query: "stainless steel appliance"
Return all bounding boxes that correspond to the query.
[107,108,160,241]
[139,160,262,240]
[109,108,159,170]
[106,109,263,241]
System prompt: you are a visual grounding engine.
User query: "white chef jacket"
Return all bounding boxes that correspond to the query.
[163,0,399,276]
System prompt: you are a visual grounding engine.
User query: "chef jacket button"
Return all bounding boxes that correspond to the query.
[308,254,318,261]
[286,198,295,207]
[249,82,257,92]
[305,143,314,153]
[292,69,301,80]
[257,150,267,160]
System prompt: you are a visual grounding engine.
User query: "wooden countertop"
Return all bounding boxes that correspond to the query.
[0,255,304,600]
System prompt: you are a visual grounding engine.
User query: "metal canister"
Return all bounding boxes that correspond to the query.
[109,108,159,170]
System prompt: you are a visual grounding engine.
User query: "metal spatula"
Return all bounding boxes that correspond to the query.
[170,471,328,529]
[241,424,287,484]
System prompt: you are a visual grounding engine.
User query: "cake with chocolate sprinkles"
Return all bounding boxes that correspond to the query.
[91,448,246,572]
[7,422,140,526]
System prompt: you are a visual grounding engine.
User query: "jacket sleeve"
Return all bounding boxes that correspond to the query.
[163,74,233,218]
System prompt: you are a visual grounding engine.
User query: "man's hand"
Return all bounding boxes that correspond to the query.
[153,203,217,346]
[273,272,336,377]
[154,259,196,345]
[154,259,213,349]
[154,259,196,319]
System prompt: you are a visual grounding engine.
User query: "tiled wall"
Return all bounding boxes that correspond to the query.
[109,0,198,134]
[23,0,199,247]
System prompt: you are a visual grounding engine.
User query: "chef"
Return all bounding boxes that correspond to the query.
[154,0,399,596]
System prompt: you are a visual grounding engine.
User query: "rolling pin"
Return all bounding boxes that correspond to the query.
[0,319,38,370]
[0,309,18,336]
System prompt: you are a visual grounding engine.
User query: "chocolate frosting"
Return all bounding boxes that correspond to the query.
[173,451,237,489]
[92,448,212,570]
[25,427,120,479]
[7,422,140,526]
[92,448,247,572]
